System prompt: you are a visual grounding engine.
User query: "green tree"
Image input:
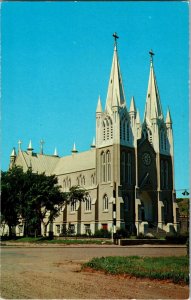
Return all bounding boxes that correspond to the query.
[1,166,25,236]
[1,166,87,237]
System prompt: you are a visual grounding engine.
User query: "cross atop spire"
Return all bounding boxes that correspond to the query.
[149,49,154,63]
[40,139,45,154]
[18,140,22,151]
[105,33,125,113]
[112,32,119,48]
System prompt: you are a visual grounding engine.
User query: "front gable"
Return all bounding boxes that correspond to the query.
[137,138,157,190]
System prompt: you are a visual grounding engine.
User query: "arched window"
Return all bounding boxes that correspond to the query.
[103,122,106,141]
[127,153,132,184]
[103,194,109,211]
[91,174,94,186]
[71,201,77,212]
[85,194,91,211]
[101,152,106,182]
[123,122,126,140]
[82,176,85,186]
[106,119,110,140]
[106,151,111,181]
[148,129,152,144]
[68,179,71,188]
[160,130,164,150]
[164,133,167,151]
[126,123,130,141]
[161,160,164,188]
[111,121,113,139]
[121,151,126,183]
[163,199,168,224]
[63,179,66,191]
[165,161,168,189]
[120,121,122,139]
[124,196,129,211]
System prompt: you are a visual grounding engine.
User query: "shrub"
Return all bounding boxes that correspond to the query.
[115,228,130,238]
[165,232,189,244]
[94,229,111,238]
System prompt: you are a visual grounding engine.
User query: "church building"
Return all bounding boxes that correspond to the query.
[9,34,179,237]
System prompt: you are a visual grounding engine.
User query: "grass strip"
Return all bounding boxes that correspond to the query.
[83,256,189,284]
[4,237,112,245]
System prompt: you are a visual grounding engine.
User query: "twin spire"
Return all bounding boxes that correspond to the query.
[105,35,126,113]
[97,36,172,125]
[144,50,163,123]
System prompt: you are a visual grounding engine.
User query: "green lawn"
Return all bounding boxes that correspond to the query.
[3,236,112,245]
[83,256,189,284]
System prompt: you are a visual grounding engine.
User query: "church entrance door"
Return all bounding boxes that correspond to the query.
[140,192,153,222]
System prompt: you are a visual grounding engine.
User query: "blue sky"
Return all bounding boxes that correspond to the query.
[1,2,189,197]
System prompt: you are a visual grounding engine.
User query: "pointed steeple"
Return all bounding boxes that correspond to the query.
[96,95,103,113]
[144,50,163,124]
[129,96,136,113]
[27,140,33,151]
[53,147,58,157]
[105,33,126,113]
[27,140,33,155]
[166,108,172,124]
[10,147,16,157]
[72,142,78,153]
[18,140,22,151]
[9,147,16,169]
[91,137,96,148]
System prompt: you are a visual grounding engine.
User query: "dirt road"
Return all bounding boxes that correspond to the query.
[1,245,189,299]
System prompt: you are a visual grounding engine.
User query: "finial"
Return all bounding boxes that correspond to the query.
[112,32,119,48]
[53,147,58,157]
[40,139,45,154]
[149,49,154,63]
[10,147,16,157]
[91,137,96,148]
[18,140,22,151]
[72,142,78,153]
[27,140,33,151]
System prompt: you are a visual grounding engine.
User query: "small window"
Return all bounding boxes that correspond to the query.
[71,201,77,212]
[103,194,109,211]
[84,224,91,235]
[56,225,61,234]
[85,195,92,211]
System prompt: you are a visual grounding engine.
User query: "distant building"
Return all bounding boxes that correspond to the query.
[8,36,179,237]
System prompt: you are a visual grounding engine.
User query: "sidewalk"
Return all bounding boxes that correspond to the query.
[1,241,187,248]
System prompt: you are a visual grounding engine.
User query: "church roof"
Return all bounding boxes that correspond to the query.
[15,151,60,175]
[144,54,163,123]
[53,149,96,175]
[105,42,126,113]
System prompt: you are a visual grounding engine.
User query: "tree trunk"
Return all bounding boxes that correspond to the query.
[42,223,48,237]
[8,224,12,238]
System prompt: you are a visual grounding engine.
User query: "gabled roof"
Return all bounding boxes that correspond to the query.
[105,45,126,113]
[54,149,96,175]
[15,151,60,175]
